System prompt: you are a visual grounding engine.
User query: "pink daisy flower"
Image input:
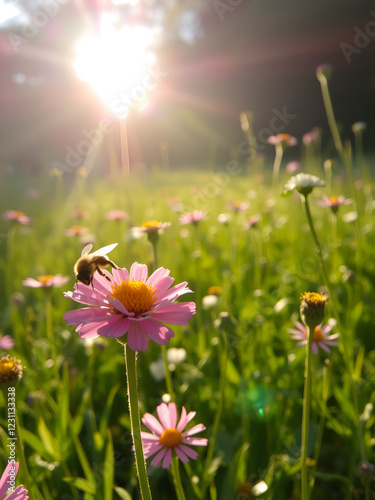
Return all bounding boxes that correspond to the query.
[63,263,196,351]
[0,335,15,350]
[132,220,171,234]
[288,321,340,354]
[2,210,32,226]
[106,210,129,221]
[227,201,250,212]
[0,461,28,500]
[22,274,70,288]
[141,402,208,468]
[267,133,297,147]
[316,195,352,214]
[179,210,207,225]
[243,215,261,230]
[65,225,89,237]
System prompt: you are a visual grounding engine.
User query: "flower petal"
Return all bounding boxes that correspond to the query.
[146,267,171,287]
[129,262,148,282]
[141,319,175,345]
[177,409,196,432]
[150,447,167,467]
[141,414,164,435]
[0,462,19,497]
[183,423,206,437]
[183,437,208,447]
[63,307,114,325]
[157,403,172,429]
[162,448,172,468]
[96,316,129,338]
[151,302,196,325]
[127,320,149,351]
[178,443,200,458]
[174,447,190,463]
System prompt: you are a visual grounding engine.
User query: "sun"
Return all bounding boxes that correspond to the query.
[74,18,157,119]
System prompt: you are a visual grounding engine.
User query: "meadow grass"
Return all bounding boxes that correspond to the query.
[0,156,374,500]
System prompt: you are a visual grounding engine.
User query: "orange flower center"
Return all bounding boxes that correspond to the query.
[208,286,222,295]
[39,275,54,285]
[142,220,160,229]
[12,210,26,218]
[160,428,183,447]
[313,326,324,342]
[71,225,86,234]
[329,196,339,203]
[110,279,156,315]
[278,133,291,141]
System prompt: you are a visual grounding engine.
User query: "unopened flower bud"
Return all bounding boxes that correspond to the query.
[300,292,327,330]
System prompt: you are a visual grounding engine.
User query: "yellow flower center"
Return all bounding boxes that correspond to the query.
[208,286,222,295]
[329,196,339,203]
[39,275,54,285]
[110,279,156,315]
[279,133,291,141]
[313,326,324,342]
[0,358,15,376]
[142,220,160,229]
[160,428,183,447]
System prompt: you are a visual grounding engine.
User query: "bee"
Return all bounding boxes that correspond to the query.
[74,243,119,287]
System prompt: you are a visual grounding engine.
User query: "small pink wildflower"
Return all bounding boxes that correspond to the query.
[243,215,261,230]
[65,226,89,237]
[0,462,28,500]
[2,210,32,226]
[316,195,352,214]
[289,321,340,354]
[0,335,15,350]
[106,210,128,221]
[132,220,171,234]
[63,263,196,351]
[179,210,207,225]
[141,402,208,468]
[267,133,297,147]
[227,201,250,212]
[23,274,70,288]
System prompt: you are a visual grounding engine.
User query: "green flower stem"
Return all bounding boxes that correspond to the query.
[308,360,330,497]
[202,331,228,498]
[161,345,175,402]
[330,212,337,278]
[10,395,43,500]
[318,77,346,165]
[150,239,159,272]
[301,195,368,469]
[171,456,186,500]
[183,462,203,499]
[301,323,314,500]
[6,224,16,300]
[44,289,59,382]
[150,237,175,402]
[192,224,204,353]
[272,143,283,190]
[124,345,152,500]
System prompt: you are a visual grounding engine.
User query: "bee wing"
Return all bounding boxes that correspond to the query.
[81,243,93,256]
[91,243,118,258]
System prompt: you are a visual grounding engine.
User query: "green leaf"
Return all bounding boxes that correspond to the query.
[103,431,114,500]
[113,487,132,500]
[62,477,96,495]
